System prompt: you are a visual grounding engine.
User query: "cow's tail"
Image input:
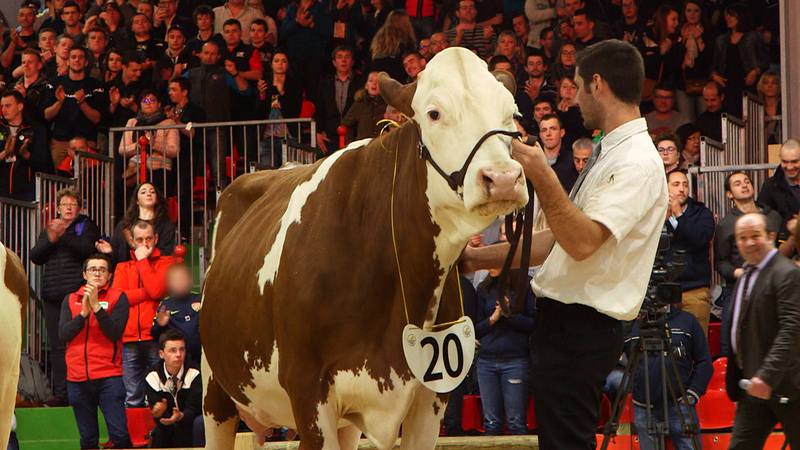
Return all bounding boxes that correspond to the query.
[0,246,25,450]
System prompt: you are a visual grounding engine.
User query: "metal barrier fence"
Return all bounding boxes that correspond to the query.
[742,93,766,164]
[721,114,746,167]
[283,139,318,165]
[36,173,76,226]
[74,151,114,237]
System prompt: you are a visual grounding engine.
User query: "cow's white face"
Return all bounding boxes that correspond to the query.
[412,47,528,217]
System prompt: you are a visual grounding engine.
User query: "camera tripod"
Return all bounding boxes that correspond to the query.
[600,311,701,450]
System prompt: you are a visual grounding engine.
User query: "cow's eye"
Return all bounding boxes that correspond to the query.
[428,110,440,121]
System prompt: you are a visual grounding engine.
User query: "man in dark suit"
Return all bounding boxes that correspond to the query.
[726,213,800,450]
[314,45,363,154]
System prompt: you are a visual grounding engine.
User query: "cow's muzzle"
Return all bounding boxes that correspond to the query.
[479,167,525,202]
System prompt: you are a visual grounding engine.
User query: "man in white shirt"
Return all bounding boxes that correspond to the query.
[462,39,668,450]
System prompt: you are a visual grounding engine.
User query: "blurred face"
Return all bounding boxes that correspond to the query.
[564,0,583,15]
[61,6,80,26]
[668,171,689,205]
[333,50,354,74]
[123,61,142,81]
[21,54,41,77]
[201,43,220,65]
[108,52,122,72]
[18,7,35,28]
[430,33,448,55]
[724,12,738,30]
[573,146,592,173]
[39,31,56,51]
[83,258,111,287]
[247,0,263,12]
[457,0,476,24]
[498,34,517,58]
[137,3,154,20]
[168,82,187,103]
[572,14,592,39]
[735,216,773,266]
[167,267,193,296]
[140,94,160,116]
[540,30,553,51]
[559,77,577,101]
[167,29,185,50]
[271,53,288,74]
[762,76,779,98]
[57,37,74,59]
[1,96,22,122]
[104,6,121,25]
[493,61,511,72]
[726,173,753,202]
[137,183,158,208]
[250,23,266,45]
[666,11,679,34]
[653,89,675,114]
[403,54,424,78]
[196,13,212,31]
[658,140,680,168]
[684,131,701,155]
[539,118,564,150]
[53,0,66,12]
[385,105,402,123]
[87,31,107,54]
[533,101,552,123]
[159,340,186,372]
[366,72,380,96]
[780,147,800,182]
[68,49,87,73]
[560,45,576,68]
[621,0,637,19]
[512,15,528,39]
[158,0,176,17]
[526,55,545,78]
[223,24,241,46]
[132,14,152,35]
[132,224,158,251]
[702,86,723,112]
[58,195,80,221]
[419,39,430,59]
[684,2,701,25]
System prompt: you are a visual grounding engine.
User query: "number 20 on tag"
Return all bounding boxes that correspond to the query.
[402,316,476,393]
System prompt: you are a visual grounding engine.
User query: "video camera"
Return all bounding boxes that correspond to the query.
[640,228,687,321]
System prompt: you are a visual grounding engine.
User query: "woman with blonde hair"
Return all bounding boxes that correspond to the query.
[494,30,523,76]
[757,71,781,144]
[370,9,417,82]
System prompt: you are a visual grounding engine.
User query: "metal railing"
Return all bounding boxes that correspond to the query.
[74,151,114,237]
[721,113,746,167]
[742,93,766,164]
[36,173,76,226]
[282,139,318,166]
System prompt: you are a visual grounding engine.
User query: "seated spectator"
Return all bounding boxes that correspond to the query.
[402,51,425,82]
[37,28,58,77]
[61,1,85,45]
[59,253,132,449]
[256,50,302,167]
[145,329,202,448]
[494,30,523,76]
[112,219,176,408]
[545,41,576,85]
[757,139,800,242]
[665,170,716,335]
[572,9,600,50]
[644,84,690,139]
[526,94,556,138]
[612,0,646,49]
[572,137,593,174]
[515,52,554,125]
[537,113,577,192]
[676,123,701,169]
[0,90,52,201]
[714,172,781,356]
[758,71,781,145]
[695,81,724,142]
[428,31,449,58]
[55,136,97,177]
[655,131,683,173]
[555,76,592,140]
[475,263,535,436]
[31,187,100,405]
[626,304,712,450]
[98,181,177,264]
[370,10,416,82]
[340,72,387,144]
[14,49,49,125]
[151,264,201,360]
[444,0,496,60]
[214,0,265,45]
[105,48,123,82]
[185,6,224,57]
[49,34,74,78]
[314,45,363,154]
[119,89,179,197]
[137,1,155,21]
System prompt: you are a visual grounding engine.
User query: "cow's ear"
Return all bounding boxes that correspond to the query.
[379,72,416,118]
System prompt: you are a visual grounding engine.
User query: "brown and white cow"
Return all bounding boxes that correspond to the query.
[200,47,529,450]
[0,244,28,450]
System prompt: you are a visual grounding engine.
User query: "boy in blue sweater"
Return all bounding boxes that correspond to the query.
[151,264,202,361]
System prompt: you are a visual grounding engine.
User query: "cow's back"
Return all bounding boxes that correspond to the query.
[0,245,27,450]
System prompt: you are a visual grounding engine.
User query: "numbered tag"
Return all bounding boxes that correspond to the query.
[402,316,475,393]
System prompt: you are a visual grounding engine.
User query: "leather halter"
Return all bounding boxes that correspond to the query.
[414,123,523,196]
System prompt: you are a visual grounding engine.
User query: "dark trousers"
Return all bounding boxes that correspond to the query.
[43,299,68,399]
[151,423,194,448]
[531,298,624,450]
[729,395,800,450]
[68,376,131,449]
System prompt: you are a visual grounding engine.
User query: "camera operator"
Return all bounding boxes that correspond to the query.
[665,169,716,336]
[625,304,712,450]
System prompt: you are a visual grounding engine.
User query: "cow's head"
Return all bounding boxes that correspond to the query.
[380,47,529,218]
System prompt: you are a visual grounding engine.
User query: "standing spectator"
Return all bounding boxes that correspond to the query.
[185,6,224,57]
[757,139,800,243]
[369,10,416,83]
[406,0,435,41]
[494,30,523,76]
[98,181,177,265]
[340,72,386,144]
[49,34,74,78]
[153,0,196,41]
[665,169,716,335]
[14,49,49,125]
[758,71,781,145]
[111,219,176,408]
[725,213,800,450]
[641,6,686,114]
[656,131,682,173]
[445,0,496,60]
[59,253,131,449]
[61,2,85,44]
[155,25,199,83]
[41,0,67,35]
[256,50,301,166]
[85,27,110,81]
[695,81,724,142]
[511,12,530,53]
[43,46,105,168]
[0,4,40,72]
[280,0,332,100]
[37,28,58,77]
[315,45,363,154]
[612,0,646,49]
[714,172,781,356]
[538,26,555,64]
[675,123,701,169]
[151,264,201,360]
[243,0,278,46]
[526,94,555,139]
[679,0,713,121]
[131,13,166,83]
[98,2,132,51]
[31,188,100,405]
[523,0,567,49]
[249,18,274,68]
[626,305,712,450]
[475,267,535,436]
[515,52,552,123]
[144,329,202,448]
[555,75,591,140]
[643,84,690,139]
[0,90,53,202]
[537,113,577,192]
[213,0,264,45]
[709,3,767,118]
[571,136,592,174]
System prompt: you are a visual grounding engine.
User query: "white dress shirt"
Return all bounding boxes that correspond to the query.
[531,118,669,320]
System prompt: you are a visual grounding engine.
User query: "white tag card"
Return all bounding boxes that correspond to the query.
[402,316,476,393]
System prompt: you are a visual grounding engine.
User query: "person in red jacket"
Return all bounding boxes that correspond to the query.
[112,219,176,408]
[59,253,132,449]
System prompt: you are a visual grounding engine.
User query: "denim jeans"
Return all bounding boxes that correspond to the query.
[122,340,160,408]
[68,376,131,449]
[634,402,699,450]
[476,357,531,435]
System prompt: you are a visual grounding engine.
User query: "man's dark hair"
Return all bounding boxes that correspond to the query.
[87,26,107,38]
[653,82,675,94]
[19,2,37,14]
[331,44,354,61]
[192,5,215,23]
[21,48,41,61]
[159,329,186,351]
[539,113,563,128]
[222,18,241,30]
[251,18,267,31]
[573,8,594,23]
[69,46,87,58]
[667,168,688,182]
[202,39,220,53]
[1,90,24,104]
[61,0,79,12]
[675,123,700,147]
[402,50,423,61]
[169,77,191,94]
[167,24,186,37]
[488,54,510,71]
[121,50,142,66]
[533,93,557,110]
[526,50,546,66]
[539,26,554,41]
[654,131,683,153]
[83,253,112,272]
[39,27,56,36]
[512,11,526,21]
[132,218,156,234]
[724,171,748,193]
[575,39,644,105]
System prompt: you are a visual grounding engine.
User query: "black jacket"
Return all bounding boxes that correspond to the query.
[187,64,231,122]
[151,292,202,360]
[714,203,782,286]
[144,359,202,429]
[665,197,716,291]
[315,72,365,150]
[0,118,54,200]
[726,253,800,402]
[31,214,101,303]
[757,165,800,242]
[626,307,713,408]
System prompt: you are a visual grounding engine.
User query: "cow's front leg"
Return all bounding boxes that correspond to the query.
[398,388,447,450]
[291,396,343,450]
[202,356,239,450]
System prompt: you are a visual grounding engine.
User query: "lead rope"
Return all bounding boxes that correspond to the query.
[388,121,465,330]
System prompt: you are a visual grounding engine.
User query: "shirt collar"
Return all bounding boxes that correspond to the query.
[598,117,648,157]
[745,248,779,272]
[162,363,185,381]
